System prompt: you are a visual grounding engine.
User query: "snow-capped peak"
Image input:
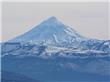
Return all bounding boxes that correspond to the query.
[10,16,85,46]
[46,16,57,21]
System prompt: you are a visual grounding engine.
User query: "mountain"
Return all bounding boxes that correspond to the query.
[2,16,110,57]
[2,54,110,81]
[1,16,110,82]
[2,71,42,82]
[10,16,85,46]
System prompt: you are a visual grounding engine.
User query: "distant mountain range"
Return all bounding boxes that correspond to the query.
[1,16,110,82]
[2,71,42,82]
[2,16,110,56]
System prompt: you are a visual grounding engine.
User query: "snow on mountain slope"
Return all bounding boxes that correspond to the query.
[2,22,110,57]
[2,16,110,58]
[10,16,85,46]
[2,17,110,82]
[2,42,109,59]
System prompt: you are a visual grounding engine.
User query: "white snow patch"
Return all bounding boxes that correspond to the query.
[66,26,75,33]
[64,29,74,36]
[53,34,59,43]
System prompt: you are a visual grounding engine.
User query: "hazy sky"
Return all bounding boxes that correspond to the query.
[2,2,109,41]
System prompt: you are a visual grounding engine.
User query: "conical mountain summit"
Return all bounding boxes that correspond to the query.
[10,16,85,45]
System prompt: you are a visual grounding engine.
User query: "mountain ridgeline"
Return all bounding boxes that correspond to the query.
[1,17,110,82]
[2,16,110,54]
[10,16,84,44]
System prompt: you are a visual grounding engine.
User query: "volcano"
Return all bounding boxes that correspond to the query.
[10,16,85,45]
[2,16,110,82]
